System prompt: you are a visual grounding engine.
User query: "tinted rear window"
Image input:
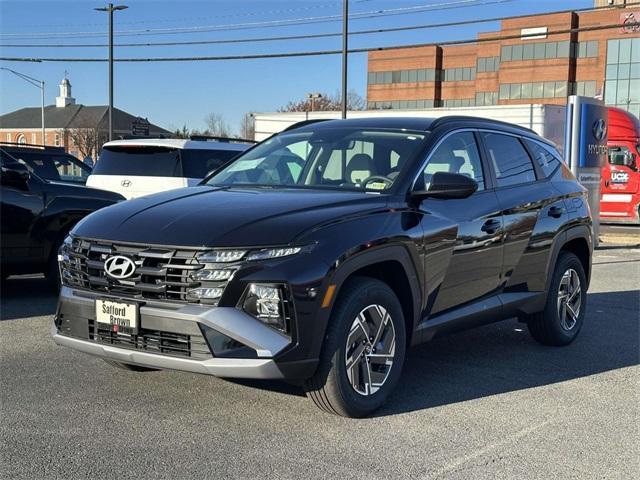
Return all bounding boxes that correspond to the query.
[94,147,181,176]
[481,133,537,187]
[93,146,241,178]
[181,149,240,178]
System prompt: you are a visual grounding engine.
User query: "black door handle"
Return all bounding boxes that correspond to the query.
[481,219,501,234]
[548,206,564,218]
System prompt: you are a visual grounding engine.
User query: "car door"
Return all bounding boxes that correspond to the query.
[479,131,568,294]
[0,154,45,266]
[415,130,504,315]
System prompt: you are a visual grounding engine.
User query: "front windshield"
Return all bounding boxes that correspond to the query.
[205,127,427,192]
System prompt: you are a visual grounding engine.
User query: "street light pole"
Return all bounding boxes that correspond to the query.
[95,3,128,142]
[1,67,46,144]
[341,0,349,119]
[306,93,323,112]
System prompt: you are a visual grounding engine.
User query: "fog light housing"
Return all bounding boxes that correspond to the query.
[242,284,287,333]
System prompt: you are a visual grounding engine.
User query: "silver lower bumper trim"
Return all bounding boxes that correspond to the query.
[51,324,284,379]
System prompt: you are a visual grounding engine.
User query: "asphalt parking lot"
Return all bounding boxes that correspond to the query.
[1,246,638,479]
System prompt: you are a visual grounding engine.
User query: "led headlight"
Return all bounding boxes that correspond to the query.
[242,284,287,333]
[246,247,302,261]
[193,268,234,281]
[198,250,247,263]
[187,287,225,299]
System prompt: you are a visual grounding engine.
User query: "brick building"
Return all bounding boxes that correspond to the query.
[0,75,171,160]
[367,2,640,117]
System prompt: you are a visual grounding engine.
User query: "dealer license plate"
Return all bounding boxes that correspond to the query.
[95,299,138,334]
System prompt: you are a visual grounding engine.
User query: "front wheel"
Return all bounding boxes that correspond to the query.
[526,252,587,346]
[304,278,406,417]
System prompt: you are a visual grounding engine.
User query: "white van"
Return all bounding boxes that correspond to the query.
[86,137,252,199]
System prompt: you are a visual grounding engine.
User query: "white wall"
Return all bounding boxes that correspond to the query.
[254,104,567,149]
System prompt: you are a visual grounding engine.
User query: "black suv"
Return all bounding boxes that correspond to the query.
[53,117,592,417]
[1,143,124,284]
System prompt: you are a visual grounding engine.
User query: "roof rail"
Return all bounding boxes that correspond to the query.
[283,119,330,132]
[429,115,538,135]
[0,141,65,151]
[189,135,257,144]
[117,134,169,140]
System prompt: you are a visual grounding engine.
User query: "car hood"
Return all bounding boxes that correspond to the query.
[72,186,389,247]
[45,179,125,201]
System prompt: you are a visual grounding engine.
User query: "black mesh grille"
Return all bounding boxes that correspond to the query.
[89,319,212,360]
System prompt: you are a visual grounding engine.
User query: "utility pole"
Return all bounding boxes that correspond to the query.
[95,3,128,142]
[1,67,45,144]
[341,0,348,119]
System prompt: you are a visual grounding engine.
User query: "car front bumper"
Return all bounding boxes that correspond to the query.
[52,286,291,379]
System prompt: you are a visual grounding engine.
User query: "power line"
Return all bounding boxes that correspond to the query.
[2,1,637,49]
[4,2,340,30]
[0,0,506,39]
[1,21,636,63]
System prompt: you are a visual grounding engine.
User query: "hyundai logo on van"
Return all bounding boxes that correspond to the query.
[104,255,137,279]
[121,179,132,187]
[592,118,607,142]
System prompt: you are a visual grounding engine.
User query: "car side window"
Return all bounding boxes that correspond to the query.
[524,139,562,177]
[419,131,485,191]
[482,132,536,187]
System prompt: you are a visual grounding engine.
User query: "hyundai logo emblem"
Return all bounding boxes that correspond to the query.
[104,255,137,280]
[121,179,132,187]
[592,118,607,142]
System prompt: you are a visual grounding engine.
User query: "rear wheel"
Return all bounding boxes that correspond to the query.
[304,277,406,417]
[526,252,587,346]
[103,360,158,372]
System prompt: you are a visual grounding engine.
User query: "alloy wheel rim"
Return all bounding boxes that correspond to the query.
[557,268,581,331]
[345,304,396,396]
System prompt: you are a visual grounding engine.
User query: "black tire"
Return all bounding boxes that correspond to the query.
[304,277,406,417]
[526,252,587,346]
[103,359,158,372]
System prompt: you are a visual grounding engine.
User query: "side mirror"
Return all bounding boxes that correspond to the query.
[412,172,478,200]
[1,162,30,189]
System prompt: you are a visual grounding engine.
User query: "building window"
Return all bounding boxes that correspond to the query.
[31,133,37,144]
[475,91,498,106]
[6,133,11,142]
[604,38,640,118]
[16,134,26,145]
[367,99,437,110]
[500,40,573,62]
[498,81,569,100]
[442,98,475,107]
[443,66,476,82]
[368,68,439,85]
[573,80,597,97]
[477,56,500,73]
[578,40,599,58]
[54,133,60,146]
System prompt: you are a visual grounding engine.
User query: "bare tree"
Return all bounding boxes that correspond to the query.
[67,127,100,160]
[278,90,365,112]
[239,113,255,140]
[204,112,231,137]
[174,124,191,139]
